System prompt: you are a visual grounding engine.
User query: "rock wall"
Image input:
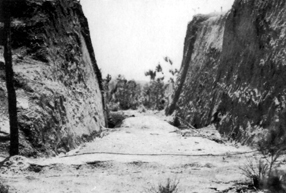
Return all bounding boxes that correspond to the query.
[170,0,286,141]
[0,0,106,156]
[167,13,227,127]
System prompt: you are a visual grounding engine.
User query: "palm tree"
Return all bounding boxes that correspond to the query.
[3,0,19,156]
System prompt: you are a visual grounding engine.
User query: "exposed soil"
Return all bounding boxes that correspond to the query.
[0,111,266,193]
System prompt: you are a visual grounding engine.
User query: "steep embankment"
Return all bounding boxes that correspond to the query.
[167,13,227,127]
[0,0,106,156]
[170,0,286,141]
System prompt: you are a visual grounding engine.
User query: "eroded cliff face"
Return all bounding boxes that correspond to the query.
[0,0,106,156]
[215,0,286,140]
[167,13,227,127]
[171,0,286,141]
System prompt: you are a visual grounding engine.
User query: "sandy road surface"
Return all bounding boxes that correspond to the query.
[0,114,257,193]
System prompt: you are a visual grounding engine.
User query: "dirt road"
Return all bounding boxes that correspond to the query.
[0,113,256,193]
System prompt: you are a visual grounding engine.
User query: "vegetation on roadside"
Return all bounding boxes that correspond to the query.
[103,57,178,112]
[143,63,166,110]
[145,178,180,193]
[240,121,286,192]
[103,74,142,111]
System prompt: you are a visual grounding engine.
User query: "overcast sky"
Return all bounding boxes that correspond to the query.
[81,0,234,81]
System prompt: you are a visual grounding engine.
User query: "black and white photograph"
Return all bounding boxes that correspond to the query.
[0,0,286,192]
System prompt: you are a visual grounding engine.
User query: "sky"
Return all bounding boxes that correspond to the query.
[81,0,234,81]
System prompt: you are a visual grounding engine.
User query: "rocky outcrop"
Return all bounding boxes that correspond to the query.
[167,13,227,127]
[170,0,286,142]
[0,0,106,156]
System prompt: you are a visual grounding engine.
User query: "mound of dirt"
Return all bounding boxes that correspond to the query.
[0,156,31,174]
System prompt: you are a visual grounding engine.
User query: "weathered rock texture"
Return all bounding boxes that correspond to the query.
[167,13,227,127]
[0,0,106,156]
[170,0,286,141]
